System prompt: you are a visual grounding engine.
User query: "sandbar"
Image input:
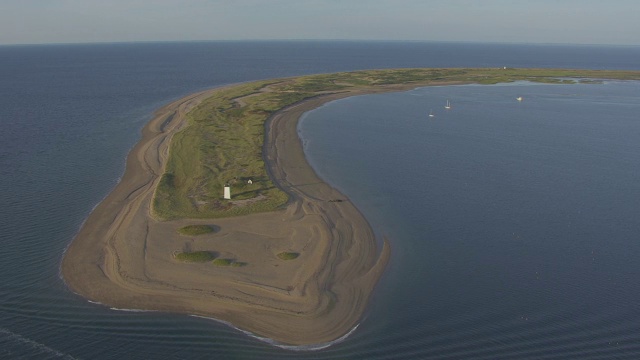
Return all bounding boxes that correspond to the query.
[60,80,443,345]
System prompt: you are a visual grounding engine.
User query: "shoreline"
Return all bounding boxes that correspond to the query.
[60,81,436,345]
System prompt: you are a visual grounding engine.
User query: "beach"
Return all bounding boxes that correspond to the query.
[60,80,447,345]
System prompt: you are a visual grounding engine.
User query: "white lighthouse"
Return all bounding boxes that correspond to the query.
[223,185,231,200]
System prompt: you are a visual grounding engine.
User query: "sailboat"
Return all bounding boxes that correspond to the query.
[516,96,523,101]
[444,99,451,109]
[428,109,435,118]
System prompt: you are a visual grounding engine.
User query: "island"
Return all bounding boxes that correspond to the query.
[61,68,640,346]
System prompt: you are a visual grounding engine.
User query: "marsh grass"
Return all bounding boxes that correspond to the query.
[277,252,299,260]
[175,251,216,262]
[177,225,215,236]
[212,258,235,266]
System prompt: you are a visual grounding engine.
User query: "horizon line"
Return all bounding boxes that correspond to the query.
[2,39,640,48]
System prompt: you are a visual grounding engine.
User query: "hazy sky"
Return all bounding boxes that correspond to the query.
[1,0,639,45]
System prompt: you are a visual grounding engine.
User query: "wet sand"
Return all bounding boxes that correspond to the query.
[61,80,459,345]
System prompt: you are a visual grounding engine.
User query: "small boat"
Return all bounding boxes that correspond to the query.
[428,109,435,118]
[444,99,451,109]
[516,96,523,101]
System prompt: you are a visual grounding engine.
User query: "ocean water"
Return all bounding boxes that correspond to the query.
[0,41,639,359]
[300,80,640,359]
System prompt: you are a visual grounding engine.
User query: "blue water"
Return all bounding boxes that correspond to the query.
[1,41,640,359]
[301,80,640,359]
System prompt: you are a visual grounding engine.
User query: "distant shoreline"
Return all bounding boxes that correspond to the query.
[60,68,640,346]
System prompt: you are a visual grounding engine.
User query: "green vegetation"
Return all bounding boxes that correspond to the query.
[151,68,640,221]
[212,258,235,266]
[177,225,215,236]
[174,251,246,266]
[152,80,290,220]
[277,252,299,260]
[174,251,216,262]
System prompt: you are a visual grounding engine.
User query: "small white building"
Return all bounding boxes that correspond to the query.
[223,185,231,200]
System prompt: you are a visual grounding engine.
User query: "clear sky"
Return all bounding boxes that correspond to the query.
[2,0,639,46]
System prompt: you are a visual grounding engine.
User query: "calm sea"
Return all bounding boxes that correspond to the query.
[1,41,639,359]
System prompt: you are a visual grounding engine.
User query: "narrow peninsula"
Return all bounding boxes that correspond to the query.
[61,68,640,345]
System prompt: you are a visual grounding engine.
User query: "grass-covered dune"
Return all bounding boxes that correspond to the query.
[177,224,215,236]
[174,251,216,262]
[151,68,640,220]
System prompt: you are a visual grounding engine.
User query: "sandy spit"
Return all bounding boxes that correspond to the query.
[61,80,459,345]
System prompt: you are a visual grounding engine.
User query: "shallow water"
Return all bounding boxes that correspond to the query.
[1,41,640,359]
